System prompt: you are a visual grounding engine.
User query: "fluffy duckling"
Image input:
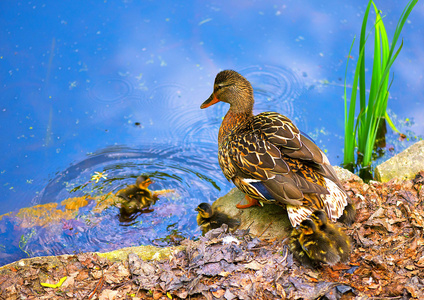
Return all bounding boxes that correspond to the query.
[116,175,156,215]
[296,219,340,265]
[289,226,315,267]
[310,210,351,262]
[116,175,174,220]
[195,202,239,235]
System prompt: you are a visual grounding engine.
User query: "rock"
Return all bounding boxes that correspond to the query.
[211,188,292,239]
[332,166,363,183]
[375,140,424,182]
[96,244,184,262]
[211,166,356,238]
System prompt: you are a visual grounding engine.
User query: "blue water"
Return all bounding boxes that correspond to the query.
[1,0,423,266]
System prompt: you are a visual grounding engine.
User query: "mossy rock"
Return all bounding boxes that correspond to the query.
[375,140,424,182]
[96,245,184,262]
[212,188,292,239]
[211,166,358,238]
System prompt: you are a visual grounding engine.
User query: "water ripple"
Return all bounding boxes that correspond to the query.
[241,65,305,119]
[166,65,306,145]
[89,78,133,103]
[16,143,229,259]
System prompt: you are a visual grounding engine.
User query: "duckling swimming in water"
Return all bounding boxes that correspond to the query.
[195,202,239,235]
[310,210,351,262]
[116,175,174,220]
[295,219,340,265]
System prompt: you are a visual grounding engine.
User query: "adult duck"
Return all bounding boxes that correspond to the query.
[200,70,355,227]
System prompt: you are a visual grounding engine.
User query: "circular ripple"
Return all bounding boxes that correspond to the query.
[19,143,230,258]
[89,78,133,103]
[240,65,305,119]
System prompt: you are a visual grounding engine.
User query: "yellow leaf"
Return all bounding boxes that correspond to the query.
[40,276,67,288]
[166,292,173,299]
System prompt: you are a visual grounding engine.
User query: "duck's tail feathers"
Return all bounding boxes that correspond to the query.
[287,205,315,227]
[321,178,349,222]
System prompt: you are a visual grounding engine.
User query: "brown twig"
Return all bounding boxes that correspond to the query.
[87,276,104,300]
[258,222,273,238]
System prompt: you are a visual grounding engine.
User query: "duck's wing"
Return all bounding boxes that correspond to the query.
[254,112,348,189]
[253,112,324,164]
[221,119,328,206]
[252,112,334,193]
[221,129,306,204]
[253,112,351,223]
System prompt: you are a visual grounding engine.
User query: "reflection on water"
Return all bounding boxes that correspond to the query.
[0,65,306,266]
[0,144,227,265]
[89,78,134,103]
[1,60,421,266]
[242,65,305,117]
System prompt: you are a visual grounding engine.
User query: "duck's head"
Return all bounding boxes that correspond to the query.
[195,202,213,218]
[310,210,328,227]
[200,70,254,113]
[135,175,153,189]
[298,219,317,236]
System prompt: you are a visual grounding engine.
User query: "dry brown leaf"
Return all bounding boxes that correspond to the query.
[99,289,118,300]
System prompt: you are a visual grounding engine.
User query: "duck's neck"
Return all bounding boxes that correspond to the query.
[218,107,253,145]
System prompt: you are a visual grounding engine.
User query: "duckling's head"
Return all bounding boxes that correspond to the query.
[195,202,213,219]
[200,70,254,112]
[135,175,152,189]
[298,219,317,236]
[310,210,328,227]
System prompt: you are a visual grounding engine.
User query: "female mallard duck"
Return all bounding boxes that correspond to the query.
[310,210,351,262]
[295,219,340,265]
[200,70,355,227]
[195,202,239,235]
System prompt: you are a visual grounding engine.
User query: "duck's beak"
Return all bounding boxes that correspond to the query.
[200,93,220,109]
[138,178,153,189]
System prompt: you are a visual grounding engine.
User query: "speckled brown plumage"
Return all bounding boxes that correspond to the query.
[201,70,355,227]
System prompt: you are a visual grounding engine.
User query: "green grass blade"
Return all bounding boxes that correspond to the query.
[358,0,373,138]
[343,38,357,166]
[343,0,416,170]
[388,0,417,59]
[385,111,400,134]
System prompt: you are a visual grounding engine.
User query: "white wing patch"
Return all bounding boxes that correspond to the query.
[286,178,348,227]
[287,205,314,227]
[321,178,348,222]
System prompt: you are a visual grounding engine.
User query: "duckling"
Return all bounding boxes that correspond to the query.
[116,175,174,219]
[195,202,239,235]
[116,175,156,215]
[289,226,316,267]
[200,70,355,228]
[310,210,351,262]
[296,219,340,265]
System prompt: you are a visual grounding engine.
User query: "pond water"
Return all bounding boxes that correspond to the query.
[1,0,423,266]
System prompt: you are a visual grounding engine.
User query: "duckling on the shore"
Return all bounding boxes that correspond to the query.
[310,210,351,262]
[296,219,340,265]
[195,202,239,235]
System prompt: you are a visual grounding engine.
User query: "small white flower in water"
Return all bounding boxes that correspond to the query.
[91,171,108,183]
[222,236,240,245]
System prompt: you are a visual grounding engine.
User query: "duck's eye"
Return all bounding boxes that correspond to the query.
[215,84,224,91]
[215,83,230,92]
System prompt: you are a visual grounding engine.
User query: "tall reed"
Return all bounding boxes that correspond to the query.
[343,0,417,171]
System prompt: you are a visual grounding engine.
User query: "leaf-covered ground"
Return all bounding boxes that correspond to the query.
[1,172,424,299]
